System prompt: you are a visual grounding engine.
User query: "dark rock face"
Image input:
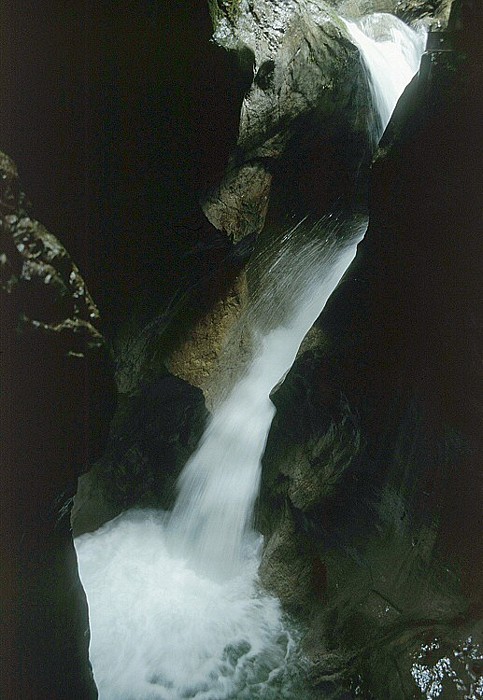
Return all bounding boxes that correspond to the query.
[164,0,453,395]
[0,152,116,698]
[0,1,470,695]
[0,0,250,403]
[73,374,208,535]
[125,1,376,400]
[259,2,482,696]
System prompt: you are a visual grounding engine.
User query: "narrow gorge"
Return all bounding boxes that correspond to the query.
[1,1,481,699]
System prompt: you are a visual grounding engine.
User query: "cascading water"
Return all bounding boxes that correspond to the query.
[75,12,425,699]
[343,13,426,141]
[167,219,365,582]
[76,219,364,700]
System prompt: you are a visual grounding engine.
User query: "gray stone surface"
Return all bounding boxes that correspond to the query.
[203,0,366,240]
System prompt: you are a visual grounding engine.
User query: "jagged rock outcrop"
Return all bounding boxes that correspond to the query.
[73,374,208,535]
[2,1,468,696]
[259,1,482,696]
[394,0,452,21]
[0,152,116,699]
[336,0,452,22]
[165,0,452,396]
[203,0,369,241]
[164,0,376,395]
[203,0,454,239]
[107,0,456,512]
[153,0,371,401]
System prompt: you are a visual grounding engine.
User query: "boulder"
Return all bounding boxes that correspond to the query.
[203,0,370,240]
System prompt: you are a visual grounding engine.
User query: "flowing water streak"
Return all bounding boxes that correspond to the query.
[343,13,426,140]
[76,218,366,700]
[75,13,426,700]
[167,10,427,584]
[167,218,366,580]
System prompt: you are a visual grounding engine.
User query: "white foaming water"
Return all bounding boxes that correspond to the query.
[76,510,308,700]
[76,218,365,700]
[343,13,426,139]
[168,220,365,580]
[76,14,426,699]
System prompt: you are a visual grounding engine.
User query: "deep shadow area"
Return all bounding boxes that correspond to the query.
[0,3,245,697]
[0,0,247,332]
[260,3,482,695]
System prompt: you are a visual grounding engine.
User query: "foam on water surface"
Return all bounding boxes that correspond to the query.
[76,510,310,700]
[77,218,364,700]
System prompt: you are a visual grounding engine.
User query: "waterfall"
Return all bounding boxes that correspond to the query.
[343,13,426,140]
[75,13,425,700]
[167,218,365,581]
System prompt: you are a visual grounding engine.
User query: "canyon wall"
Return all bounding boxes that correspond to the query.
[0,152,115,697]
[259,1,482,695]
[2,1,477,698]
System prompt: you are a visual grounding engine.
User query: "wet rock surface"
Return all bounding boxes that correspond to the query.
[259,1,482,696]
[203,0,371,239]
[73,375,208,535]
[165,0,452,395]
[113,0,380,401]
[1,0,475,697]
[0,152,115,698]
[204,0,454,237]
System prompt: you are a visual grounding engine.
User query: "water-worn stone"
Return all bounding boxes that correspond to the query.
[258,508,316,612]
[394,0,453,22]
[321,0,452,23]
[202,0,455,243]
[164,271,250,406]
[118,0,452,399]
[0,151,115,699]
[169,0,452,397]
[167,0,392,396]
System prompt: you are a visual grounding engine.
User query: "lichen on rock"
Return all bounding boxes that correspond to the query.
[208,0,243,30]
[1,152,106,359]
